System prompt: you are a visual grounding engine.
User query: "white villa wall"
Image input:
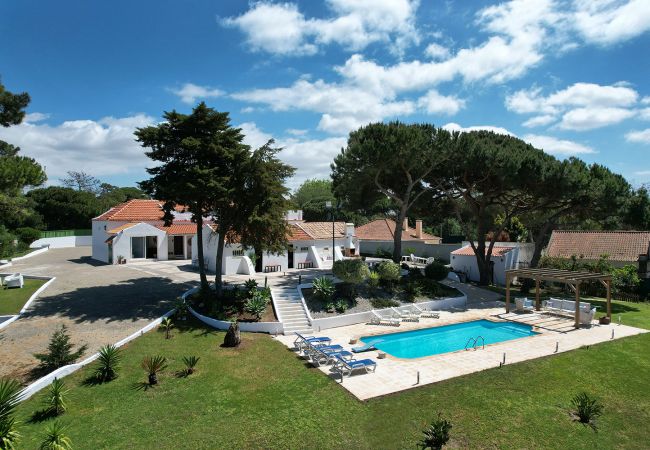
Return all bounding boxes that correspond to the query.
[112,223,168,264]
[92,220,128,263]
[192,226,247,275]
[450,246,520,285]
[358,240,461,263]
[30,236,92,249]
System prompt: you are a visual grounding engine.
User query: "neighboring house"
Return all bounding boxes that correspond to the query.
[450,245,519,286]
[92,199,196,264]
[546,230,650,278]
[355,218,442,255]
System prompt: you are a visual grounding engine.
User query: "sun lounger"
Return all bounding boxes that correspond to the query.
[369,310,400,326]
[310,348,354,367]
[411,304,439,318]
[392,307,419,322]
[294,332,331,350]
[303,343,343,356]
[333,355,377,377]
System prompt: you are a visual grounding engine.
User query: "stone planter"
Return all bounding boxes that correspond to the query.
[599,316,611,325]
[377,352,387,359]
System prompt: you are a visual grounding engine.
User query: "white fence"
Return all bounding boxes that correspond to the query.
[30,236,92,249]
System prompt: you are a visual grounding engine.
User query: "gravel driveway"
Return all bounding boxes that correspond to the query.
[0,248,196,383]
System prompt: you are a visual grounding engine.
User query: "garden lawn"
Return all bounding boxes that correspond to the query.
[0,278,46,315]
[15,316,650,449]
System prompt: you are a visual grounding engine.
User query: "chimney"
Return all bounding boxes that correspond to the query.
[403,217,408,231]
[416,219,423,239]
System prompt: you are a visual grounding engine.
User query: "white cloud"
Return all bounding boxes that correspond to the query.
[0,114,155,181]
[523,134,596,155]
[442,122,514,136]
[573,0,650,45]
[523,115,556,128]
[642,97,650,105]
[417,90,465,115]
[423,43,450,60]
[222,0,420,56]
[626,128,650,144]
[634,170,650,176]
[559,106,635,130]
[286,128,308,136]
[639,108,650,120]
[170,83,224,104]
[24,112,50,123]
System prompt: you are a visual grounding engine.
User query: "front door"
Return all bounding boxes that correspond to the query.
[288,245,294,269]
[173,236,184,258]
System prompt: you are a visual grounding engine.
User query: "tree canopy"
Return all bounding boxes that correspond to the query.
[290,179,335,221]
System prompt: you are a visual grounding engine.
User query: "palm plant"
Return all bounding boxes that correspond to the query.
[244,278,258,297]
[39,421,72,450]
[420,414,452,450]
[94,345,121,382]
[367,271,380,293]
[142,355,167,385]
[572,392,604,424]
[182,356,200,375]
[44,378,68,416]
[159,317,173,339]
[0,378,22,449]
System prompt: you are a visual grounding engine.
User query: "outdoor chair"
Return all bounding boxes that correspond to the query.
[369,310,400,326]
[293,332,331,351]
[333,355,377,377]
[411,304,440,319]
[4,273,24,289]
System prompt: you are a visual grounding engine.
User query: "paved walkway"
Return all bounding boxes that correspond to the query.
[0,248,195,383]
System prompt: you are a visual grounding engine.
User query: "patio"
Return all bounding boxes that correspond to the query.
[275,307,647,400]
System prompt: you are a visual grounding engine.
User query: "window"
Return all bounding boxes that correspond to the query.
[131,237,145,259]
[300,247,309,252]
[232,249,244,257]
[131,236,157,259]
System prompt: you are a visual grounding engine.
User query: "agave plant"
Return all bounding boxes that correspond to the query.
[421,414,452,450]
[159,317,174,339]
[94,345,121,382]
[142,356,167,385]
[182,356,200,375]
[44,378,68,416]
[244,278,258,297]
[39,421,72,450]
[0,378,22,449]
[244,291,268,321]
[312,276,335,302]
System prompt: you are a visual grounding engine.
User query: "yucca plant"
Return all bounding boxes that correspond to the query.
[182,356,200,375]
[0,378,22,449]
[244,278,258,297]
[142,356,167,385]
[572,392,604,424]
[312,276,335,302]
[44,378,68,416]
[159,317,173,339]
[244,291,268,321]
[421,414,452,450]
[39,421,72,450]
[94,345,121,382]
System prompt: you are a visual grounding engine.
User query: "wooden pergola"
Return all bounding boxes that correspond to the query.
[505,268,612,329]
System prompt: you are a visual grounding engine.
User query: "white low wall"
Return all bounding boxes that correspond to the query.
[30,236,92,249]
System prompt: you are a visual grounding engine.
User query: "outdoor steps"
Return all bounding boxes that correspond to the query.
[271,286,312,335]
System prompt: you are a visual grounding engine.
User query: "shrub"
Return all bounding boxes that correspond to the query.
[325,301,336,313]
[374,247,392,259]
[334,299,349,313]
[421,414,452,450]
[408,266,424,279]
[245,291,268,321]
[403,281,422,302]
[44,378,68,416]
[332,259,370,285]
[571,392,603,424]
[15,227,42,245]
[182,356,200,375]
[244,279,258,297]
[368,271,380,292]
[370,298,399,309]
[159,317,174,339]
[34,325,88,372]
[425,261,449,281]
[94,345,121,382]
[174,298,189,320]
[376,260,400,284]
[0,378,22,448]
[312,277,335,302]
[142,355,167,385]
[39,421,72,450]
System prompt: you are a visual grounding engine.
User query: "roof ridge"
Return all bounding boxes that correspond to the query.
[293,222,315,240]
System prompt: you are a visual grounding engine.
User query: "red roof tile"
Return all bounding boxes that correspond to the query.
[546,230,650,262]
[451,246,514,256]
[94,199,165,221]
[156,222,197,235]
[293,222,347,240]
[288,224,313,241]
[355,219,440,242]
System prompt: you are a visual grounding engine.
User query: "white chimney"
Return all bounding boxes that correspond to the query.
[345,223,355,249]
[416,219,423,239]
[403,217,408,231]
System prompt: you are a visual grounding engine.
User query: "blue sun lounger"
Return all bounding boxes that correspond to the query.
[294,332,331,350]
[333,355,377,377]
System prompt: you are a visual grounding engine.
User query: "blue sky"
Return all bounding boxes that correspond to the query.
[1,0,649,190]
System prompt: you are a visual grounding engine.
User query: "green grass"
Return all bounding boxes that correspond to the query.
[0,278,46,315]
[13,313,650,449]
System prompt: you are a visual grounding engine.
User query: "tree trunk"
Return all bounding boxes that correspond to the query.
[223,322,241,347]
[472,218,491,285]
[195,214,209,292]
[148,373,157,385]
[521,221,554,294]
[392,205,408,263]
[214,224,226,297]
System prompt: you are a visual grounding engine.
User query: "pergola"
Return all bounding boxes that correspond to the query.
[505,268,612,329]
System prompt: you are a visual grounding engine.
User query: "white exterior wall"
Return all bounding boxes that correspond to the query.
[450,246,519,286]
[260,238,348,272]
[111,223,168,264]
[92,220,131,263]
[31,236,92,249]
[192,226,246,275]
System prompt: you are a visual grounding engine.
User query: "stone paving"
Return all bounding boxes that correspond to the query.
[275,308,648,400]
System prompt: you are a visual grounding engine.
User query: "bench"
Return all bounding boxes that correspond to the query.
[297,261,314,269]
[543,298,597,325]
[263,265,281,273]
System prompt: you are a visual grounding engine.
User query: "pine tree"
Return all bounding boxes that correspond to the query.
[34,325,88,372]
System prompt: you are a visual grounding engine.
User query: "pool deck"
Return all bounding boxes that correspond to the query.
[275,308,648,400]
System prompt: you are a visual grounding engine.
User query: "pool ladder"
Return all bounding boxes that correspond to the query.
[464,335,485,351]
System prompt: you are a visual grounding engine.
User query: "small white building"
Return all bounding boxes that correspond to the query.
[450,245,519,285]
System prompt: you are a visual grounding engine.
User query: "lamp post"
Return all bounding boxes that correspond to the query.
[326,201,335,262]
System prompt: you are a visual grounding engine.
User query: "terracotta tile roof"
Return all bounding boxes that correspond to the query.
[107,223,138,234]
[288,224,313,241]
[546,230,650,262]
[451,246,514,256]
[355,219,440,242]
[94,199,165,221]
[156,221,196,235]
[294,221,347,240]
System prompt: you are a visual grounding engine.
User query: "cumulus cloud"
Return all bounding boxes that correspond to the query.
[523,115,556,128]
[222,0,420,56]
[573,0,650,45]
[417,90,465,115]
[523,134,596,155]
[24,112,50,123]
[423,43,450,60]
[626,128,650,144]
[170,83,224,104]
[442,122,514,136]
[559,106,636,131]
[0,114,155,181]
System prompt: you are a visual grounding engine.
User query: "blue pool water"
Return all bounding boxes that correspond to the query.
[359,320,538,359]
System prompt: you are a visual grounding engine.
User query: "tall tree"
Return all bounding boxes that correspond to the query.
[442,131,559,285]
[290,179,335,221]
[0,80,30,126]
[27,187,102,230]
[332,122,451,262]
[60,170,101,193]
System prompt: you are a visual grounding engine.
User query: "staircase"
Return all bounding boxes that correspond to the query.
[272,285,313,335]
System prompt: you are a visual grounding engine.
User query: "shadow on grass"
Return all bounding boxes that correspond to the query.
[80,374,118,387]
[28,408,58,424]
[589,299,640,315]
[131,382,154,392]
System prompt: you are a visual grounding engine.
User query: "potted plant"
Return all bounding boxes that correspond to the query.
[598,315,611,325]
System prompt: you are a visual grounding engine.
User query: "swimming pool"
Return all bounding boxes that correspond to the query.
[359,320,538,359]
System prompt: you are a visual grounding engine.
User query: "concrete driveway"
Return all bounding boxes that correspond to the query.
[0,248,196,383]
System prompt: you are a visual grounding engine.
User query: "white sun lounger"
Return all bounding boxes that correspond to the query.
[369,310,400,326]
[411,304,439,318]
